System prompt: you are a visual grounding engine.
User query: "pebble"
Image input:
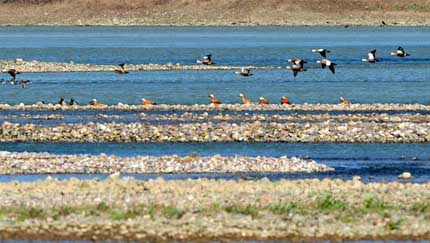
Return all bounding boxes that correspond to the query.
[398,172,412,179]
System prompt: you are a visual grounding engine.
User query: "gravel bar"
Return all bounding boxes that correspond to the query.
[1,121,429,143]
[0,151,332,174]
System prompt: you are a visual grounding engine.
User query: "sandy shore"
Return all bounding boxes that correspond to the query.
[0,178,428,242]
[0,152,332,174]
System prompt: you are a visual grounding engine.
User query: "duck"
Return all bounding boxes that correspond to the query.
[140,98,156,106]
[391,46,410,57]
[235,68,253,76]
[339,97,352,105]
[239,93,252,105]
[114,63,129,74]
[312,48,331,58]
[89,99,106,108]
[196,54,214,65]
[316,59,336,74]
[19,79,30,88]
[209,94,222,105]
[362,49,379,63]
[286,65,307,77]
[287,59,307,68]
[69,99,78,106]
[281,96,291,105]
[259,97,269,105]
[7,69,21,80]
[58,98,66,106]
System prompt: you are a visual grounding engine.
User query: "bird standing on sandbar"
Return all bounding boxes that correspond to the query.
[209,94,222,105]
[281,96,291,105]
[240,94,252,105]
[196,54,214,65]
[259,97,269,105]
[114,63,129,74]
[141,98,156,106]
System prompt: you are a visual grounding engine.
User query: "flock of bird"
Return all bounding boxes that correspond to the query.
[1,46,410,91]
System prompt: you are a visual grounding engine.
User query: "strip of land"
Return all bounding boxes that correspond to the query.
[0,152,331,174]
[0,178,427,242]
[0,0,430,26]
[0,120,428,143]
[1,103,430,112]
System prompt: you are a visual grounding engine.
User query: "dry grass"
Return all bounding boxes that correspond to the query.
[0,0,429,25]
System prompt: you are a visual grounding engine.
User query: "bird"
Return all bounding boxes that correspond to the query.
[286,65,307,77]
[259,97,269,105]
[140,98,156,105]
[18,80,30,88]
[339,97,352,105]
[209,94,222,105]
[287,59,307,68]
[316,59,336,74]
[391,46,410,57]
[235,68,253,76]
[312,48,331,58]
[362,49,379,63]
[281,96,291,105]
[196,54,214,65]
[69,99,78,106]
[114,63,129,74]
[59,98,66,106]
[7,69,21,80]
[239,94,252,104]
[89,99,106,107]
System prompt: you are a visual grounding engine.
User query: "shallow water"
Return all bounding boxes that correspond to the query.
[1,142,430,183]
[0,27,429,104]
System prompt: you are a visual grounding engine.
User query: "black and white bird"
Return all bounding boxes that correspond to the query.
[196,54,214,65]
[312,48,331,58]
[287,59,307,77]
[362,49,379,63]
[391,46,410,57]
[316,59,336,74]
[235,68,253,76]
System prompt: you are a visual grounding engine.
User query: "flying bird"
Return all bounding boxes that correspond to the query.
[362,49,379,63]
[391,46,410,57]
[312,48,331,58]
[7,69,21,80]
[114,63,129,74]
[316,59,336,74]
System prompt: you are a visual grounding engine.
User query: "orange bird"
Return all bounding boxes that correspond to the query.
[259,97,269,105]
[8,69,21,80]
[239,93,252,104]
[339,97,352,105]
[89,99,107,108]
[209,94,222,105]
[141,98,156,105]
[281,96,291,105]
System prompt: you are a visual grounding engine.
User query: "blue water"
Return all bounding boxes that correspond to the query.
[1,142,430,183]
[0,27,429,104]
[0,27,429,184]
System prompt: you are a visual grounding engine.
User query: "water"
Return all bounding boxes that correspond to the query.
[1,142,430,183]
[0,27,429,104]
[0,26,429,184]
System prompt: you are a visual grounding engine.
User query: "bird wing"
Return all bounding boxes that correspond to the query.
[320,50,326,58]
[329,64,335,74]
[321,63,326,69]
[293,70,298,77]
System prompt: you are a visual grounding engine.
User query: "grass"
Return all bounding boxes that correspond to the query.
[224,205,259,218]
[317,195,347,211]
